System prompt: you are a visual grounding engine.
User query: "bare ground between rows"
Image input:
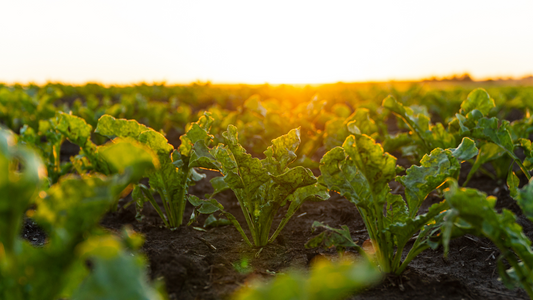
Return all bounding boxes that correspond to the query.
[95,165,533,300]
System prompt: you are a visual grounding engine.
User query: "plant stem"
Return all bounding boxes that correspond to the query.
[235,190,258,246]
[268,201,300,244]
[395,244,430,275]
[174,166,191,227]
[140,186,170,228]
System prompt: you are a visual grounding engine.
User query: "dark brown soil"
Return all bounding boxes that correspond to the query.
[94,164,532,300]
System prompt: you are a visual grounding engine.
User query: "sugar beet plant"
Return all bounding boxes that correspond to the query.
[309,133,478,274]
[384,88,532,182]
[0,130,165,300]
[192,125,330,247]
[442,179,533,299]
[95,113,213,228]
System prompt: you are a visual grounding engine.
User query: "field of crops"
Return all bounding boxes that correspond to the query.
[1,81,533,300]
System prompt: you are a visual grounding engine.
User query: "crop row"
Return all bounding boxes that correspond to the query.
[0,84,532,299]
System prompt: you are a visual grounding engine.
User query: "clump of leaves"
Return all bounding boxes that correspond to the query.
[442,179,533,298]
[96,113,213,228]
[383,95,457,154]
[311,133,477,274]
[0,131,165,300]
[53,111,113,175]
[194,125,330,247]
[19,119,70,184]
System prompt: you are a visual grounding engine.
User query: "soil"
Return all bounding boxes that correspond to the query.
[94,164,531,300]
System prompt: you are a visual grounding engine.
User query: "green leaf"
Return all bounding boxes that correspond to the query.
[95,114,150,139]
[323,108,378,150]
[519,138,533,170]
[73,251,163,300]
[507,171,520,199]
[35,175,121,238]
[95,114,173,157]
[209,176,230,195]
[137,130,174,156]
[234,257,381,300]
[263,127,301,173]
[98,138,158,181]
[287,182,330,203]
[220,126,270,192]
[187,195,203,206]
[398,148,460,217]
[270,166,317,201]
[189,140,220,170]
[132,184,148,221]
[203,214,232,228]
[383,96,456,151]
[268,183,329,244]
[470,117,530,180]
[472,118,515,158]
[516,179,533,223]
[305,221,362,253]
[460,88,495,116]
[383,132,413,153]
[389,200,449,250]
[55,112,96,151]
[321,135,396,209]
[0,132,44,252]
[464,142,506,185]
[385,194,408,226]
[443,179,533,296]
[450,137,478,162]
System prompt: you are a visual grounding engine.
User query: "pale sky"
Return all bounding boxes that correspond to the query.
[1,0,532,84]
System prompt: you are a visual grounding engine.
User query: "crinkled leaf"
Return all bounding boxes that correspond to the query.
[189,140,220,170]
[95,114,149,138]
[263,127,301,173]
[320,135,396,210]
[270,166,317,202]
[384,194,408,226]
[398,148,460,217]
[55,112,95,150]
[96,114,173,157]
[137,130,174,156]
[287,182,330,203]
[220,127,270,191]
[389,200,449,249]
